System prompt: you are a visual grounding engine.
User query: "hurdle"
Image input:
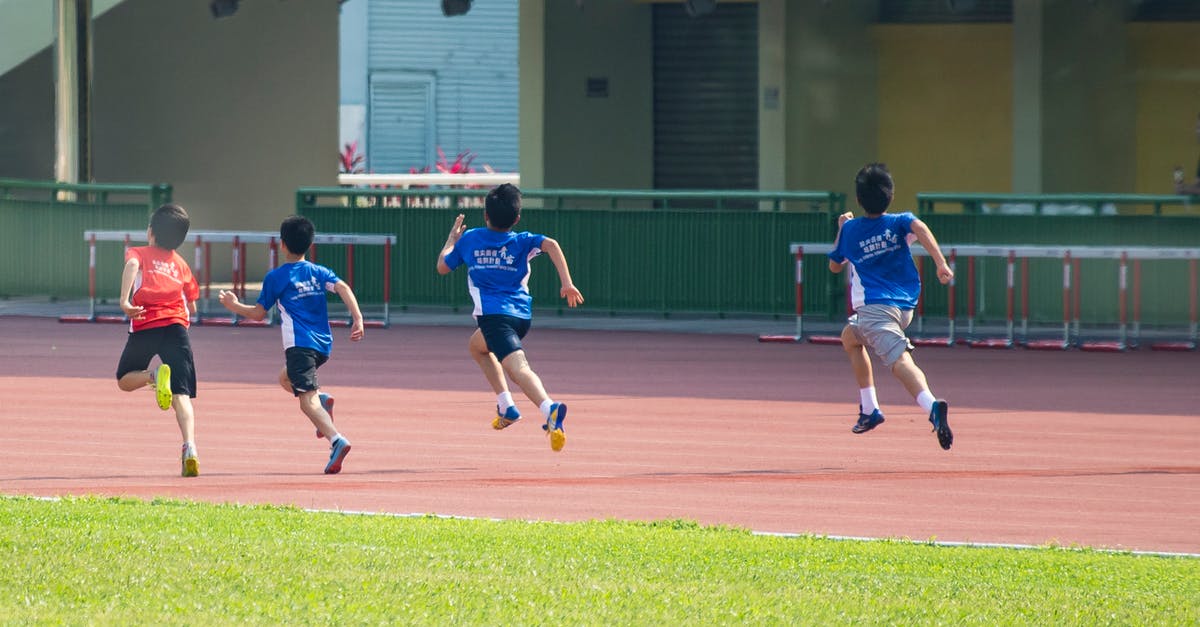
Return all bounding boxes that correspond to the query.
[768,243,1200,351]
[63,230,396,328]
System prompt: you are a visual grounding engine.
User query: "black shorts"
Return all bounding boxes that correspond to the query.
[477,314,531,362]
[285,346,329,396]
[116,323,197,398]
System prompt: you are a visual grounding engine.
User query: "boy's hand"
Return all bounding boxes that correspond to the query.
[349,318,365,342]
[446,214,466,244]
[936,263,955,285]
[218,289,241,309]
[120,301,145,320]
[561,284,584,308]
[838,212,854,228]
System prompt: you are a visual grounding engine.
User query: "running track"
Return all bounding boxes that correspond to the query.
[1,316,1196,554]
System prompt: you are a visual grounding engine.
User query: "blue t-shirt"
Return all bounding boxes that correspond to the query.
[256,260,341,354]
[828,212,921,310]
[443,228,546,319]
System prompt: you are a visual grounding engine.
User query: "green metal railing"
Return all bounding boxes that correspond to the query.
[917,192,1199,216]
[0,178,172,298]
[296,187,846,317]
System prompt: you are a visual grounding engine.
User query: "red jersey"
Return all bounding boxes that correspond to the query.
[126,246,200,332]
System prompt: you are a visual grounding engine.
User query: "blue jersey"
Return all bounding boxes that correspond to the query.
[257,260,341,354]
[443,228,546,319]
[828,212,921,310]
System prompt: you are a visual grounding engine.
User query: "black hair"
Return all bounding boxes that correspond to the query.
[855,163,894,215]
[484,183,521,230]
[149,203,190,250]
[279,215,315,255]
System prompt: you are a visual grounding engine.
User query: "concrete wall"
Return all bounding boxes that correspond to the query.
[1039,0,1135,194]
[0,0,338,235]
[876,24,1013,211]
[541,0,653,189]
[785,0,878,199]
[1130,22,1200,195]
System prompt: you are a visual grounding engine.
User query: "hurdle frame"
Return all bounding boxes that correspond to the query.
[765,243,1200,351]
[65,230,397,328]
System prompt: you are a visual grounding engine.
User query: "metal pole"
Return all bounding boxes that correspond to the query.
[54,0,93,189]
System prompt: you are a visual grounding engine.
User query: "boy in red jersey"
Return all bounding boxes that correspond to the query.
[115,203,203,477]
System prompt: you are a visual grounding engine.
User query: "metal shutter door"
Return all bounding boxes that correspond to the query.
[653,2,758,191]
[368,71,436,173]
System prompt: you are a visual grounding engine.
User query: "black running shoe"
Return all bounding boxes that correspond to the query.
[929,400,952,450]
[852,409,886,434]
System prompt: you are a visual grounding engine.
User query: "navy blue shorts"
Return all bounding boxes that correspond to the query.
[477,314,531,362]
[116,323,197,398]
[285,346,329,396]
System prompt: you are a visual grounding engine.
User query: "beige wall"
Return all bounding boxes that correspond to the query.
[875,24,1013,211]
[1131,23,1200,195]
[542,0,653,189]
[91,0,338,232]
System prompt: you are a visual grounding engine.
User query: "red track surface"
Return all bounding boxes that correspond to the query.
[1,316,1197,553]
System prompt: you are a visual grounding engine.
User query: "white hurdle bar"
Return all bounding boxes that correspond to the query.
[68,230,397,327]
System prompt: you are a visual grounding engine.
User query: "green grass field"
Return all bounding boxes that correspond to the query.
[1,496,1195,625]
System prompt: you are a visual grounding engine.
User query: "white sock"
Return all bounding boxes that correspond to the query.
[183,441,196,455]
[329,433,345,445]
[916,391,936,413]
[497,391,515,410]
[539,399,555,418]
[859,387,880,414]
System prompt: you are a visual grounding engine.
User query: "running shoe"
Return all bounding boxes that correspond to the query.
[542,402,567,452]
[325,436,352,474]
[929,399,952,450]
[316,393,335,438]
[154,364,172,411]
[852,409,886,434]
[181,443,199,478]
[492,405,521,430]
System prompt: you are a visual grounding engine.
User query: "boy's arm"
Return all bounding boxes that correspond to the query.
[118,257,145,319]
[828,212,853,274]
[910,219,954,285]
[539,237,584,307]
[436,213,466,275]
[333,280,365,342]
[217,289,268,321]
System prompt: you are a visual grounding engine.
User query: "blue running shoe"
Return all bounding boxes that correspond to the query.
[316,393,335,439]
[929,399,952,450]
[492,405,521,430]
[325,436,351,474]
[852,409,885,434]
[542,402,567,452]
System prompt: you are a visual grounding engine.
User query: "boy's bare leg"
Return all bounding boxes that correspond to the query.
[277,367,292,394]
[469,329,508,394]
[889,352,931,398]
[840,325,874,388]
[117,370,153,392]
[500,350,549,409]
[298,390,338,439]
[172,395,196,443]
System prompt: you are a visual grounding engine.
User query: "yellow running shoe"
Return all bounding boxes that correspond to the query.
[155,364,172,410]
[181,443,199,477]
[492,405,521,430]
[542,402,567,452]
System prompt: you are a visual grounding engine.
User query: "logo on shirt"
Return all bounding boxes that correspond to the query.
[473,246,516,267]
[291,276,323,297]
[857,229,902,259]
[150,258,182,283]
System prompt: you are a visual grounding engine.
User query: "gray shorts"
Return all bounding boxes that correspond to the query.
[847,304,915,368]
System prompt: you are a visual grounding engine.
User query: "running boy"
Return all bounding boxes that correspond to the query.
[116,203,202,476]
[436,183,583,452]
[218,215,364,474]
[828,163,954,450]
